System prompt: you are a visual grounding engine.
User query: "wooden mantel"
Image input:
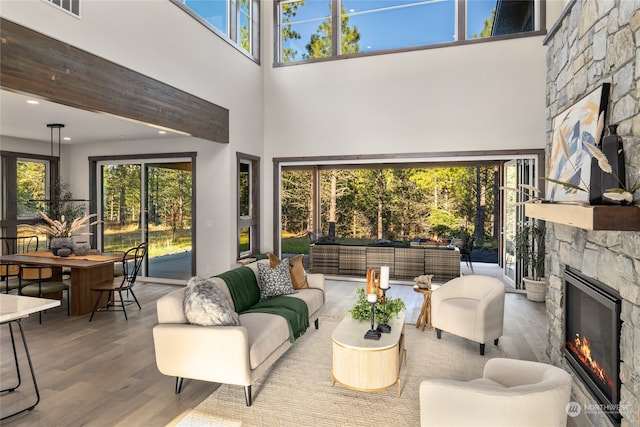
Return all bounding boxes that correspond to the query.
[525,203,640,231]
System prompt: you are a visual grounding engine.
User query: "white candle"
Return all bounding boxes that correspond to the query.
[367,293,378,303]
[380,266,390,289]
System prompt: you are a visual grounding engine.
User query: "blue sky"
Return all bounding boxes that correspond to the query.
[284,0,498,55]
[183,0,498,57]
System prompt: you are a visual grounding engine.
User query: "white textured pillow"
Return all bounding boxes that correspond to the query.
[183,277,240,326]
[257,258,295,301]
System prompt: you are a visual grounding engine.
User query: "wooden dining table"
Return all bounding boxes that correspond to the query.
[0,251,122,316]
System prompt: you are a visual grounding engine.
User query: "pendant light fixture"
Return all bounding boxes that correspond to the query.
[47,123,65,157]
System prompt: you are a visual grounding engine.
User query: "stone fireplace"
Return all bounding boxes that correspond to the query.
[543,1,640,426]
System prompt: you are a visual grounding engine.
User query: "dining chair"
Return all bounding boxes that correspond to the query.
[1,235,39,255]
[0,263,20,293]
[18,265,70,323]
[89,242,147,321]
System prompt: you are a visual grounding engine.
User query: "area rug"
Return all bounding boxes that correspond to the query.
[175,316,506,427]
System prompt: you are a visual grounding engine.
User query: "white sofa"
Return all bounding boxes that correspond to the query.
[152,259,325,406]
[431,275,505,355]
[419,358,573,426]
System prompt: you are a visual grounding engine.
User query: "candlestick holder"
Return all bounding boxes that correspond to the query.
[377,286,392,333]
[364,299,381,340]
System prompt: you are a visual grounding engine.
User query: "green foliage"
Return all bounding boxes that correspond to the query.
[280,0,304,62]
[472,8,496,39]
[281,236,309,254]
[17,159,47,217]
[39,180,87,224]
[304,4,360,59]
[281,166,499,244]
[516,220,545,280]
[349,286,406,324]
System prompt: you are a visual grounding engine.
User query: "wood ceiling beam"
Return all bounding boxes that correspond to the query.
[0,18,229,144]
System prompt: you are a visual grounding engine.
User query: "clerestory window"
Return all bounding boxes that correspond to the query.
[44,0,80,17]
[173,0,260,61]
[276,0,543,64]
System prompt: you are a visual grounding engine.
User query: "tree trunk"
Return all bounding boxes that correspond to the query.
[377,171,384,239]
[493,166,500,240]
[329,171,337,239]
[474,167,486,244]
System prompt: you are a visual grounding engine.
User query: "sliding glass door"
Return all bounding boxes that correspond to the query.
[98,158,193,281]
[502,158,537,289]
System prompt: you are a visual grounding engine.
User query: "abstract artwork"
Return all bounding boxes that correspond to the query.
[547,83,610,202]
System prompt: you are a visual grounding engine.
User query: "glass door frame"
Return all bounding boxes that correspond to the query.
[89,152,196,283]
[502,157,539,289]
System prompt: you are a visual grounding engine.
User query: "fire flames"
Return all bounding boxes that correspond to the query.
[567,333,615,394]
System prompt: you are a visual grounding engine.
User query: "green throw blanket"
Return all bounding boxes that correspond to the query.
[217,267,260,313]
[242,296,309,342]
[216,266,309,342]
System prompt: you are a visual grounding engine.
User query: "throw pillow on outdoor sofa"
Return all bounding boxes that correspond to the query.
[268,253,309,290]
[258,258,295,301]
[183,276,240,326]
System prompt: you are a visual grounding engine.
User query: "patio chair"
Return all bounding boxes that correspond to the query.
[459,235,474,273]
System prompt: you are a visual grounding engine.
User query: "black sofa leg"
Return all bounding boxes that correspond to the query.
[436,328,441,339]
[494,338,499,345]
[244,385,252,406]
[175,377,183,394]
[479,343,485,355]
[314,318,319,329]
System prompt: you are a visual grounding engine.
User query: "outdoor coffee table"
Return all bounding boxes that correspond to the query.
[331,312,406,396]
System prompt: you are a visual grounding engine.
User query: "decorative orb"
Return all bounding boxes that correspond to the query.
[57,247,72,257]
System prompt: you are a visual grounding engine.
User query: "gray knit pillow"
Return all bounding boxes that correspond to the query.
[183,277,240,326]
[257,258,295,301]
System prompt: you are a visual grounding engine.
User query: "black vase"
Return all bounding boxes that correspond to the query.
[601,124,626,205]
[589,156,603,205]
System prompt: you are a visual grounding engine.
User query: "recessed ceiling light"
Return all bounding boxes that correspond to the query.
[158,130,167,135]
[63,137,71,141]
[27,100,40,105]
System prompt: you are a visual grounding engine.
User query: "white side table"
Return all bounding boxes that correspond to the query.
[1,294,60,421]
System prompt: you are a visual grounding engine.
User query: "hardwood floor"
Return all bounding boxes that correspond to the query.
[1,273,547,426]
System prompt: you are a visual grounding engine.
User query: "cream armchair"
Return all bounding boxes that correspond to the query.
[419,358,572,427]
[431,275,504,355]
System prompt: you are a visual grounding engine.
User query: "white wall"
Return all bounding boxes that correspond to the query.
[1,0,264,275]
[1,136,52,156]
[261,0,563,248]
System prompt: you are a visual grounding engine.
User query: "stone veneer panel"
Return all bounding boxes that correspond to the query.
[545,1,640,426]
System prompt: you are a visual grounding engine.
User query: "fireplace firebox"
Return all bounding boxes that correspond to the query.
[564,267,622,424]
